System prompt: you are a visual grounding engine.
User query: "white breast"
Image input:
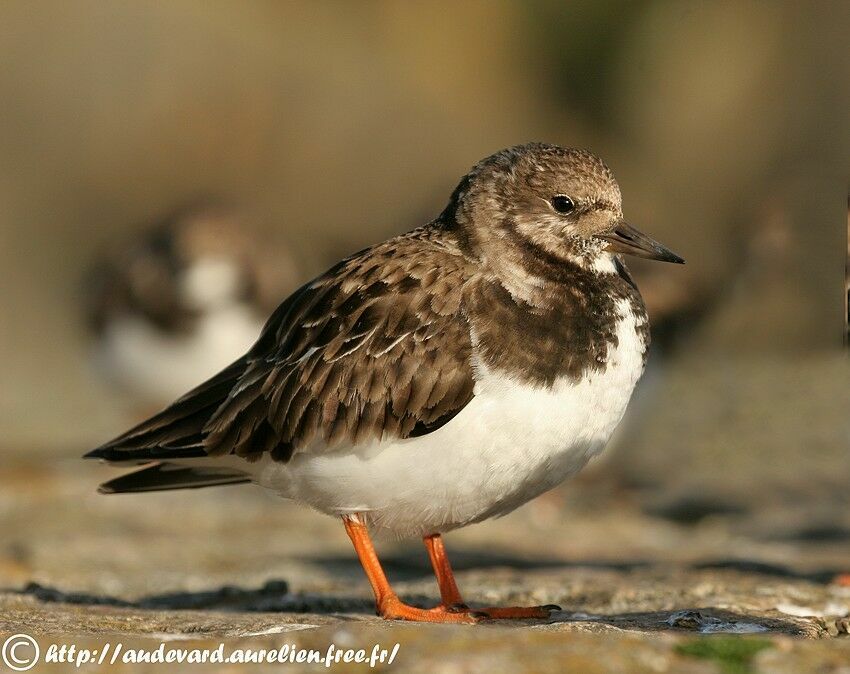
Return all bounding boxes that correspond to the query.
[250,298,647,538]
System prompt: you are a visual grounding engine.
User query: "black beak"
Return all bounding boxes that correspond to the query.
[596,222,684,264]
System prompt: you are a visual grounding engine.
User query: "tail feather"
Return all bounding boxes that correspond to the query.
[85,359,246,462]
[98,462,250,494]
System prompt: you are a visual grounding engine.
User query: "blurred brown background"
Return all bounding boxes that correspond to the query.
[1,0,847,450]
[1,0,849,653]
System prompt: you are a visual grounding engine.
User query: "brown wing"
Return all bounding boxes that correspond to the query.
[199,229,475,463]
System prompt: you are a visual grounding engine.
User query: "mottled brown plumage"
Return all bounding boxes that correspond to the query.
[203,226,475,462]
[469,259,648,387]
[87,142,679,475]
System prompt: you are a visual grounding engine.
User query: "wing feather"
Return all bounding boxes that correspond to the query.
[206,231,474,460]
[89,228,476,465]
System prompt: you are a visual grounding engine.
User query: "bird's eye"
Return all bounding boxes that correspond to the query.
[551,195,575,214]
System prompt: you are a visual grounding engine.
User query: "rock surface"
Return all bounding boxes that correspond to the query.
[2,354,849,672]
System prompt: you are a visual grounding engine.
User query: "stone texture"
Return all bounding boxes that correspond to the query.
[2,354,849,671]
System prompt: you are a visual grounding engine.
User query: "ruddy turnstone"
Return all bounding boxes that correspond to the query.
[85,205,299,406]
[86,144,683,623]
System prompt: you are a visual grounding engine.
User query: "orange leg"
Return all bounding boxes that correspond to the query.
[342,515,476,623]
[423,532,561,620]
[423,534,466,609]
[343,516,559,622]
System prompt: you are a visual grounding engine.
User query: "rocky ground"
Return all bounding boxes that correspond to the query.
[2,353,849,672]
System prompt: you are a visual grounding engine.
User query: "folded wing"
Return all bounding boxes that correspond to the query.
[86,229,476,468]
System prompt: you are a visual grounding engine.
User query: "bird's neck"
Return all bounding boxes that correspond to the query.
[464,234,649,387]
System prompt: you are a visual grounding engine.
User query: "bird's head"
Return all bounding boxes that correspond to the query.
[447,143,683,272]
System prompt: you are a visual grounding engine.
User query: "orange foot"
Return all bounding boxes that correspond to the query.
[381,599,559,622]
[379,596,478,623]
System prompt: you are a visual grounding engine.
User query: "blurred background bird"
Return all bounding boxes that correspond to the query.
[84,204,300,410]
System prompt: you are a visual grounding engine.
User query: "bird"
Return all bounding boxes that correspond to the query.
[84,205,299,407]
[86,143,683,623]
